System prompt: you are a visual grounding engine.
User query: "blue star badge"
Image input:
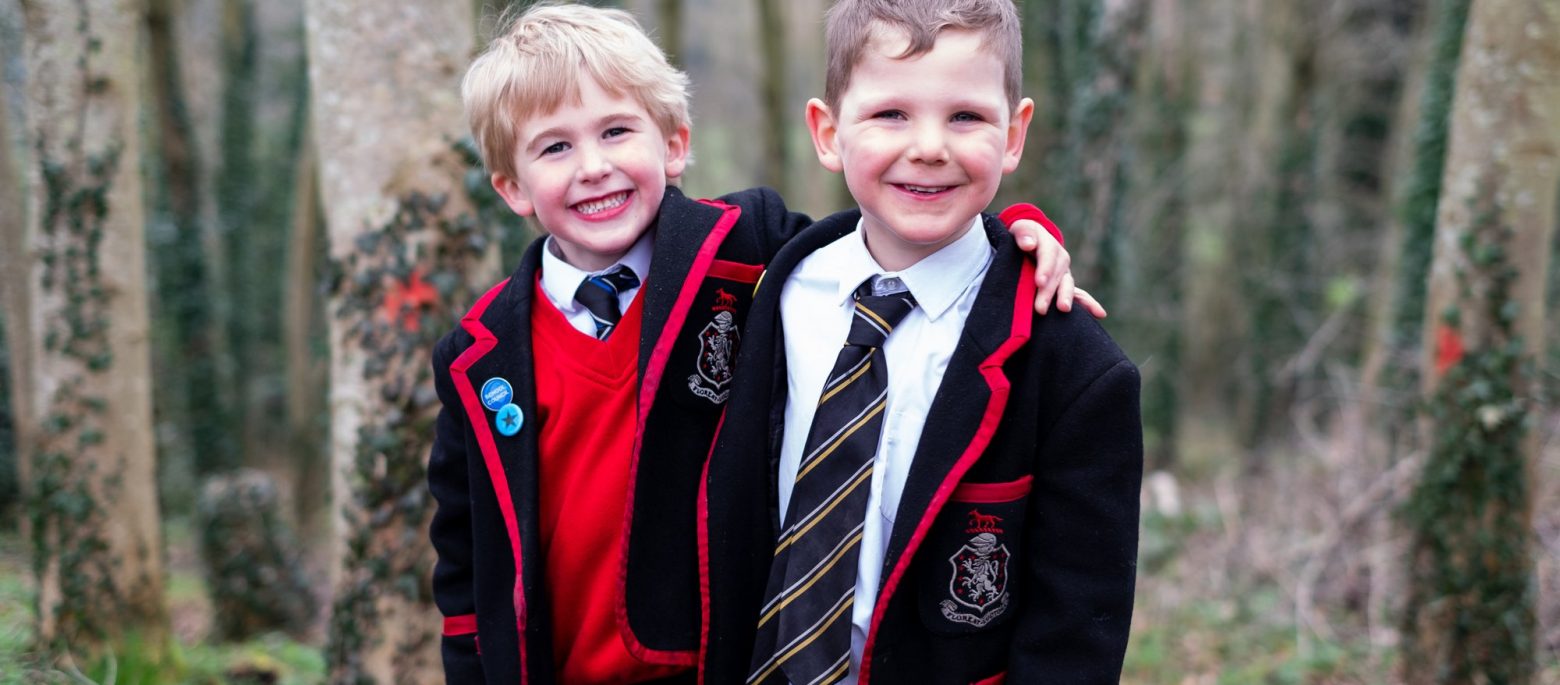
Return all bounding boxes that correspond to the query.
[495,403,523,437]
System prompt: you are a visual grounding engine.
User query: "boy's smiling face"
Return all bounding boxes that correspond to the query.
[807,26,1033,271]
[493,76,690,272]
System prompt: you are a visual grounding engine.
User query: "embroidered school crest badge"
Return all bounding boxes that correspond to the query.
[941,531,1011,627]
[688,289,740,403]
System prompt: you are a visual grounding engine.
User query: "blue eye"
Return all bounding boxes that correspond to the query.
[541,141,569,156]
[873,110,906,120]
[952,111,983,123]
[604,126,631,138]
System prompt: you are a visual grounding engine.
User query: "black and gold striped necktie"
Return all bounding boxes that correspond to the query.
[748,278,917,685]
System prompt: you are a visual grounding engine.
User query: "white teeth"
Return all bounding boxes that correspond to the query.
[575,191,629,215]
[902,184,949,194]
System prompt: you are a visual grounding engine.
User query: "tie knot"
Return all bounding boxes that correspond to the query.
[846,280,916,348]
[586,264,640,295]
[573,265,640,339]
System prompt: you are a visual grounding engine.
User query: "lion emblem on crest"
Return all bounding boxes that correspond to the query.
[940,532,1011,627]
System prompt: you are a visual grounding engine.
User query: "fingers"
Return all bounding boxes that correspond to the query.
[1032,256,1062,316]
[1075,287,1108,319]
[1031,246,1069,315]
[1056,273,1075,313]
[1016,229,1038,251]
[1012,221,1054,287]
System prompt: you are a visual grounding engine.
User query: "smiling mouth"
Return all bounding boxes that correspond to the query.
[573,191,630,215]
[895,184,953,195]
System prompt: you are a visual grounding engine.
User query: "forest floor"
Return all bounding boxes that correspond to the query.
[0,519,324,685]
[1121,417,1560,685]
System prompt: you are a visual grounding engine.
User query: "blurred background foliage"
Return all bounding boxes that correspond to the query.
[1,0,1559,682]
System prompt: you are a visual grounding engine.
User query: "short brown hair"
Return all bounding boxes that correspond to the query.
[823,0,1023,111]
[463,3,690,180]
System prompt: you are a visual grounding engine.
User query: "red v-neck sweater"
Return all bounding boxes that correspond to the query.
[530,287,687,684]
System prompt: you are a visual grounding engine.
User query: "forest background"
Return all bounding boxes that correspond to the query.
[1,0,1558,682]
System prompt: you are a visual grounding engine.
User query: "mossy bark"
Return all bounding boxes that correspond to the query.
[19,0,170,662]
[1401,0,1560,681]
[304,0,496,681]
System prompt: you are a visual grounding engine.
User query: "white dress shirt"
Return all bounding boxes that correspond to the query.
[776,216,992,683]
[538,232,653,337]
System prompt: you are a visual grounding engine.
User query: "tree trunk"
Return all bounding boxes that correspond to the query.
[657,0,682,68]
[0,46,30,522]
[1175,0,1248,458]
[147,0,246,504]
[1043,0,1145,306]
[1119,0,1190,470]
[1339,0,1432,656]
[285,123,330,546]
[18,0,170,663]
[1400,0,1560,681]
[146,0,240,487]
[1233,0,1317,453]
[755,0,788,192]
[305,0,498,681]
[1370,0,1474,429]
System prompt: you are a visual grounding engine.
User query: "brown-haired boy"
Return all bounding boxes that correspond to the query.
[701,0,1142,683]
[427,3,1093,684]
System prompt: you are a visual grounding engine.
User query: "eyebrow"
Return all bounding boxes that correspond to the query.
[526,112,648,152]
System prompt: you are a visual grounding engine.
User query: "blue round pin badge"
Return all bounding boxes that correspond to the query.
[481,377,514,412]
[495,403,524,437]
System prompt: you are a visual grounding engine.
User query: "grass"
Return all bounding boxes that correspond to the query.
[1123,590,1377,685]
[0,523,325,685]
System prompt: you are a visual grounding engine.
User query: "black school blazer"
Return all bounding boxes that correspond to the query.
[427,187,810,684]
[700,210,1144,684]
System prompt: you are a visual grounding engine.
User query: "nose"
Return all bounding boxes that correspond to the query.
[577,143,613,182]
[908,122,949,164]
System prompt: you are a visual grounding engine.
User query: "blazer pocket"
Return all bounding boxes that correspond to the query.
[918,476,1033,635]
[708,258,764,284]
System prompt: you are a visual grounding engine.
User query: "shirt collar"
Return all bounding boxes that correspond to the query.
[540,230,654,312]
[831,215,992,321]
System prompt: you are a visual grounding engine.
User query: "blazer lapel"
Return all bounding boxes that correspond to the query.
[454,237,554,673]
[639,187,728,379]
[880,216,1028,576]
[751,209,862,531]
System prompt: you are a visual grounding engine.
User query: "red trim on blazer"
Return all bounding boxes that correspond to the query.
[443,613,478,636]
[971,672,1006,685]
[616,198,743,666]
[450,277,529,684]
[695,409,727,685]
[950,475,1034,503]
[708,258,764,283]
[998,203,1063,247]
[858,259,1038,684]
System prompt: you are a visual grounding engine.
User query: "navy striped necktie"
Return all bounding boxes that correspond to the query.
[748,278,917,685]
[573,264,640,339]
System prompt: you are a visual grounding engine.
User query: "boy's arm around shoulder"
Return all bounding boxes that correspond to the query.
[426,330,486,682]
[715,186,816,262]
[1010,317,1143,683]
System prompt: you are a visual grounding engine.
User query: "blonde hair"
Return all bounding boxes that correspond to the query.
[463,2,691,179]
[823,0,1023,111]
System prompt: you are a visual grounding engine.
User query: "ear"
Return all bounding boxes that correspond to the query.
[663,123,692,180]
[491,172,534,217]
[806,98,844,173]
[1002,98,1035,175]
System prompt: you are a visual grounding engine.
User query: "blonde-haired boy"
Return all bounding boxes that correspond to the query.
[427,4,1087,683]
[702,0,1141,683]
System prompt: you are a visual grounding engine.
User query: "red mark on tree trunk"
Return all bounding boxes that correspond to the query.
[383,268,437,331]
[1434,324,1464,376]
